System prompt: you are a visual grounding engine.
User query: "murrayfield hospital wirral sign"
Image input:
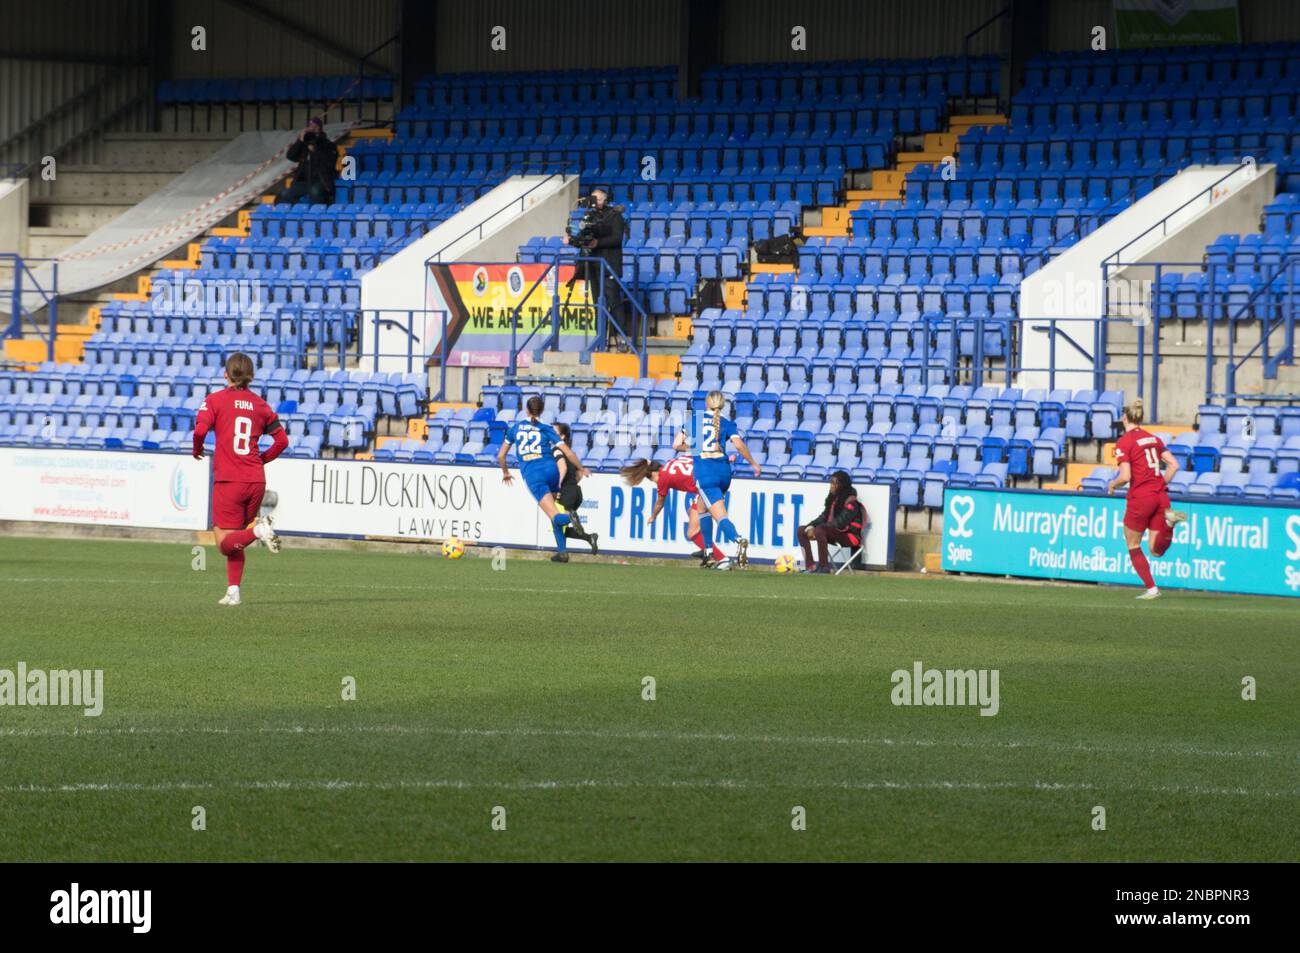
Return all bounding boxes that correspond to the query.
[941,487,1300,598]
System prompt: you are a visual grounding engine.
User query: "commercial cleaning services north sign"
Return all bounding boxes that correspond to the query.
[940,487,1300,598]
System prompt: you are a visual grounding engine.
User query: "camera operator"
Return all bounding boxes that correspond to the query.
[564,187,632,346]
[277,117,339,206]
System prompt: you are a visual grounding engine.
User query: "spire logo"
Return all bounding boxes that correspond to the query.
[947,495,976,538]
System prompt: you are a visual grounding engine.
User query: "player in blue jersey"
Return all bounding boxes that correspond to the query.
[499,396,590,563]
[673,389,760,570]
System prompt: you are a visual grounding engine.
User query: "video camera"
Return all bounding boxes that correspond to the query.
[567,193,626,247]
[567,205,600,246]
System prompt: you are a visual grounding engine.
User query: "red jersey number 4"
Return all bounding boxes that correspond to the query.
[1115,429,1166,496]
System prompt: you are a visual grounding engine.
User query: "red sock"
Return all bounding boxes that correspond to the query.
[1129,547,1155,590]
[219,529,257,556]
[1151,526,1173,557]
[226,549,245,586]
[711,544,725,561]
[690,532,706,552]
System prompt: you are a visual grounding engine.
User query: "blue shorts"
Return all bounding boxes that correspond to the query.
[693,456,732,508]
[522,460,560,502]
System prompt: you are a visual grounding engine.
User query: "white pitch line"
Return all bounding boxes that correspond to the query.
[0,723,1286,760]
[0,777,1293,798]
[0,574,1292,613]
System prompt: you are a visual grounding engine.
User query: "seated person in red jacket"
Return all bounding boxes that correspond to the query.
[797,470,868,574]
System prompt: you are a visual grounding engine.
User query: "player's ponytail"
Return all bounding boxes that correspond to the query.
[225,352,254,389]
[1123,398,1144,426]
[619,459,657,485]
[525,396,544,420]
[706,390,725,451]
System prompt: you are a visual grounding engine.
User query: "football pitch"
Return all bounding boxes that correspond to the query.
[0,535,1296,862]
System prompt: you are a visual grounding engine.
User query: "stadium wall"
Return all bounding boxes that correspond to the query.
[167,0,400,79]
[433,0,682,73]
[0,178,29,256]
[716,0,1006,62]
[0,0,152,171]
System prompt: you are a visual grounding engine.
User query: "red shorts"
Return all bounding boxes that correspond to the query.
[212,481,265,530]
[1124,489,1171,534]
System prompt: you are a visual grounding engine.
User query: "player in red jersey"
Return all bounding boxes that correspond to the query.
[192,353,290,605]
[619,456,725,567]
[1107,398,1187,600]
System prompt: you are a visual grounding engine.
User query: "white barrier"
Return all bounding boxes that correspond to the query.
[0,449,898,566]
[265,459,896,567]
[0,448,210,530]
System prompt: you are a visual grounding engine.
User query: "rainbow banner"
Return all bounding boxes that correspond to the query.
[423,262,599,367]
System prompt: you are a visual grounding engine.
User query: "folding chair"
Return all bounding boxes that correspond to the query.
[828,537,865,575]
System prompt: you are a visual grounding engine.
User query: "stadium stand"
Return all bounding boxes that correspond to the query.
[3,44,1299,516]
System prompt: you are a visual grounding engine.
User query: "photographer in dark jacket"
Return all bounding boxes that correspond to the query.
[565,186,632,345]
[797,470,868,574]
[278,117,339,206]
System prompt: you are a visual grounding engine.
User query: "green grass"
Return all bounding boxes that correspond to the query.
[0,534,1296,862]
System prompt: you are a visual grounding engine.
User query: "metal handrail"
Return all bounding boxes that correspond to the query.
[421,171,576,267]
[498,255,648,378]
[1,254,61,362]
[353,167,575,271]
[1224,254,1299,401]
[961,5,1009,110]
[1023,167,1172,273]
[919,313,1152,408]
[1102,160,1257,270]
[1029,323,1093,362]
[356,32,399,127]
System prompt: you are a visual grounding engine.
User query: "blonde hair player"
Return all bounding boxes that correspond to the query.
[1107,398,1187,599]
[673,390,760,570]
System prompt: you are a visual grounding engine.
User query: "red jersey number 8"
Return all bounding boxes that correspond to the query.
[233,416,253,455]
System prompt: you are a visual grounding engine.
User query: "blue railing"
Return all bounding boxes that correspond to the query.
[356,307,460,402]
[920,313,1154,408]
[355,33,398,128]
[420,171,577,268]
[487,255,648,379]
[1105,254,1300,406]
[1,254,60,361]
[1222,253,1300,403]
[1101,161,1259,271]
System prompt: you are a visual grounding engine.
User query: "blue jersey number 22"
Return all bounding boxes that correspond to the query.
[517,430,542,457]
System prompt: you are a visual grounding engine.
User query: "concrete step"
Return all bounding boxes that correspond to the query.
[100,131,233,170]
[27,226,88,258]
[48,167,182,204]
[28,199,133,231]
[159,101,395,136]
[645,335,688,354]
